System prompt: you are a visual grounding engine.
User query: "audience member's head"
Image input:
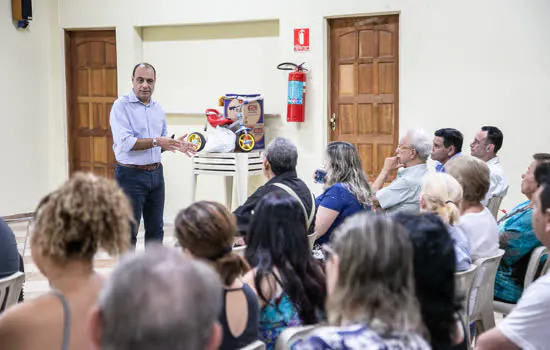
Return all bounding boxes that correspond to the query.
[432,128,463,164]
[325,213,423,334]
[90,246,223,350]
[420,172,463,226]
[324,141,372,206]
[470,126,503,161]
[393,212,459,349]
[446,155,490,205]
[245,191,326,324]
[174,201,249,286]
[263,137,298,178]
[397,129,432,166]
[521,154,550,200]
[533,162,550,247]
[31,172,131,274]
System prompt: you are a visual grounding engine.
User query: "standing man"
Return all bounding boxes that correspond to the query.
[470,126,507,205]
[110,63,196,247]
[432,128,463,172]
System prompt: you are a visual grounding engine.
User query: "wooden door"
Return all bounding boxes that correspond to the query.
[328,15,399,182]
[66,30,117,179]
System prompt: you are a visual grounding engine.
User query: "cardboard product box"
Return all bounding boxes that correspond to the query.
[222,94,265,151]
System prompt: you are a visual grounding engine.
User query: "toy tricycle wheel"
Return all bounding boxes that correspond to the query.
[236,133,255,152]
[187,132,206,152]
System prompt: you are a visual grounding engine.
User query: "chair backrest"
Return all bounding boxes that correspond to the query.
[239,340,266,350]
[524,246,549,289]
[233,245,247,257]
[470,249,505,322]
[455,264,478,328]
[307,232,318,251]
[487,186,509,219]
[275,325,318,350]
[0,272,25,313]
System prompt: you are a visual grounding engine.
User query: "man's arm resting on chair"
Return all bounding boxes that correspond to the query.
[476,328,519,350]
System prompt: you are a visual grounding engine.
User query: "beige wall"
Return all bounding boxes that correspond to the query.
[0,0,66,215]
[3,0,549,219]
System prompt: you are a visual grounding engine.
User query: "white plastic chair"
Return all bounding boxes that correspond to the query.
[275,325,318,350]
[470,249,505,338]
[3,213,34,256]
[0,272,25,313]
[233,245,247,257]
[487,186,509,219]
[239,340,266,350]
[455,264,477,346]
[493,246,549,315]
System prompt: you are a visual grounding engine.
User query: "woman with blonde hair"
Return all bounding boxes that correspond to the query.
[314,142,372,246]
[294,213,430,349]
[175,201,259,350]
[420,172,472,271]
[0,173,132,350]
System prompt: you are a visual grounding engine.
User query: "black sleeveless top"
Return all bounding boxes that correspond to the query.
[219,283,259,350]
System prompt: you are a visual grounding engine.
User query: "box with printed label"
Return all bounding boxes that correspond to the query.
[222,94,265,151]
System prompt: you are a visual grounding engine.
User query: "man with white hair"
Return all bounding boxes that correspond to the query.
[89,246,223,350]
[372,129,432,212]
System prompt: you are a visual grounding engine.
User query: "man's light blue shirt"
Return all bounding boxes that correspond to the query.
[435,152,462,173]
[376,163,428,213]
[110,90,167,165]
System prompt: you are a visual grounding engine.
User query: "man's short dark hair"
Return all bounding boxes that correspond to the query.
[132,62,156,78]
[535,162,550,212]
[265,138,298,176]
[481,126,503,153]
[534,153,550,162]
[434,128,463,154]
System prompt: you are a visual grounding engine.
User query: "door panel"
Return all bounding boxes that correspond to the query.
[329,16,399,183]
[66,30,117,179]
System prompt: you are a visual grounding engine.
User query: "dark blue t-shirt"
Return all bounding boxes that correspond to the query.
[315,183,367,244]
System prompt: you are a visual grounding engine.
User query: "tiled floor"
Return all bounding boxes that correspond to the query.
[9,221,178,300]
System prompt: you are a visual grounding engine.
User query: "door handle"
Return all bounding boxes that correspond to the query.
[330,113,337,131]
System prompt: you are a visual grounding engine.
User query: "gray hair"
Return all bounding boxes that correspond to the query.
[264,137,298,175]
[407,129,432,162]
[327,213,424,335]
[98,245,222,350]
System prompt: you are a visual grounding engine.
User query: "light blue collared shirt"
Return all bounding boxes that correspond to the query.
[435,152,462,173]
[110,90,167,165]
[376,163,429,213]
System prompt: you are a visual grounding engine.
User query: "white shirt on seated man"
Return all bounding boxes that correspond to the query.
[477,162,550,350]
[470,126,507,205]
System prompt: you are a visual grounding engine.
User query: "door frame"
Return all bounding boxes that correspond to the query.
[326,12,400,144]
[64,29,117,177]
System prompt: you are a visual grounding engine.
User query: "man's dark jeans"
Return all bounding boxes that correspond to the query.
[115,164,165,247]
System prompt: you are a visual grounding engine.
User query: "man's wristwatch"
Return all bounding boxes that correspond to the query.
[152,138,158,148]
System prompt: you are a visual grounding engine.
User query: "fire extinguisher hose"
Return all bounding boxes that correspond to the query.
[277,62,307,71]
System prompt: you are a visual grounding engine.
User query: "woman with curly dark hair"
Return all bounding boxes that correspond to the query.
[0,173,132,350]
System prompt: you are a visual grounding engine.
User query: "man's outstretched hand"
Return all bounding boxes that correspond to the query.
[177,134,198,157]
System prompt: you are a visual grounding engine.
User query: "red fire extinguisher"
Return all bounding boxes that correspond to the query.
[277,62,307,122]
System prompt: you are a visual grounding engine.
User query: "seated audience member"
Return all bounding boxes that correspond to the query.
[477,162,550,350]
[372,129,431,212]
[494,153,550,303]
[243,192,326,349]
[314,141,372,246]
[470,126,507,205]
[175,201,259,350]
[395,213,467,350]
[234,137,315,236]
[89,246,223,350]
[0,173,131,350]
[0,218,20,281]
[0,217,24,310]
[293,213,430,350]
[432,128,463,173]
[446,155,499,261]
[420,172,472,271]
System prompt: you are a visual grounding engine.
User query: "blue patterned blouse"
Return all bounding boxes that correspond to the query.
[259,293,303,349]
